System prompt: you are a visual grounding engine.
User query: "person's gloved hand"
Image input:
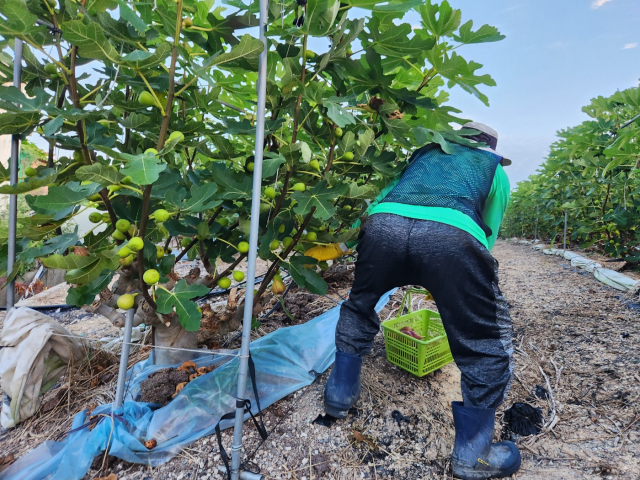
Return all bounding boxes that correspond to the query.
[305,243,351,262]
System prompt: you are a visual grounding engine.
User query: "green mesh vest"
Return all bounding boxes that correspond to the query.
[381,143,502,236]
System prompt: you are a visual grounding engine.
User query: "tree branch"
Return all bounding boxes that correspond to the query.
[175,206,224,262]
[136,1,183,310]
[201,253,248,288]
[324,138,337,173]
[255,207,315,303]
[291,31,308,143]
[269,167,291,222]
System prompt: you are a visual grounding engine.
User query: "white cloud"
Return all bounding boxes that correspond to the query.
[623,42,638,49]
[591,0,613,8]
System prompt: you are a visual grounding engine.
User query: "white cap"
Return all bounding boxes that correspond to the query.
[462,122,511,166]
[464,122,499,139]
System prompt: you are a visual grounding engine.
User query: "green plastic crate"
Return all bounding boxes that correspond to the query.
[381,290,454,377]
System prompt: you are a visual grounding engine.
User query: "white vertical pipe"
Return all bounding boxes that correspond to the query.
[230,0,268,477]
[6,39,23,310]
[114,308,134,410]
[563,210,568,253]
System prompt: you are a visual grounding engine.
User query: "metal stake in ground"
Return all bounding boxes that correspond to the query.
[6,39,24,310]
[114,308,134,410]
[229,0,268,477]
[563,210,568,253]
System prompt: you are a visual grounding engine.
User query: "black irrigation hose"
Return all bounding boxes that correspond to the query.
[0,303,76,312]
[326,282,346,301]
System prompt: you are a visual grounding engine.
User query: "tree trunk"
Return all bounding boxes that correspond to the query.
[153,317,201,365]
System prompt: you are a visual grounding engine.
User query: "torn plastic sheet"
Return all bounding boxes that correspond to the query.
[593,268,640,292]
[0,290,396,480]
[569,255,602,273]
[562,251,582,261]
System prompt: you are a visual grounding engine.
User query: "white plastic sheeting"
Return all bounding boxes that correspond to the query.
[563,251,582,261]
[516,239,640,293]
[593,268,640,292]
[570,256,602,273]
[0,308,88,428]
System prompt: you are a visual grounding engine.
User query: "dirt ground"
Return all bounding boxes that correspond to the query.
[1,240,639,479]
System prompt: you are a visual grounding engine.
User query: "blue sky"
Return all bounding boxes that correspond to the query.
[412,0,640,187]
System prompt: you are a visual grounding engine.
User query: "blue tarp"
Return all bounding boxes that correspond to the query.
[1,291,396,480]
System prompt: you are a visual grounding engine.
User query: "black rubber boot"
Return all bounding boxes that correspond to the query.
[451,401,521,480]
[323,352,362,419]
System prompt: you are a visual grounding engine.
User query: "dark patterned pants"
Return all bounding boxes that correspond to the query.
[335,213,513,408]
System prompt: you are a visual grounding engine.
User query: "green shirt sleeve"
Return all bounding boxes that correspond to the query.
[482,164,510,250]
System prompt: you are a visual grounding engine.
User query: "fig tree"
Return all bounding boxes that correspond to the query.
[139,91,157,107]
[168,131,184,143]
[117,294,135,310]
[233,270,245,282]
[143,269,160,285]
[119,255,134,267]
[154,209,170,222]
[128,237,144,252]
[44,63,57,74]
[265,187,277,199]
[116,219,131,232]
[89,212,102,223]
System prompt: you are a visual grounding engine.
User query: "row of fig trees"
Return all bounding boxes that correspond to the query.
[0,0,504,362]
[501,86,640,264]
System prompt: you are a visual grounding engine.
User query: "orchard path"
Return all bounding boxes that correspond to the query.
[3,241,639,480]
[95,240,639,480]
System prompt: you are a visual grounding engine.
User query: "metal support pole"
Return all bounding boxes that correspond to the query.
[534,207,538,241]
[219,467,263,480]
[230,0,267,478]
[563,210,568,253]
[114,308,134,410]
[6,39,24,310]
